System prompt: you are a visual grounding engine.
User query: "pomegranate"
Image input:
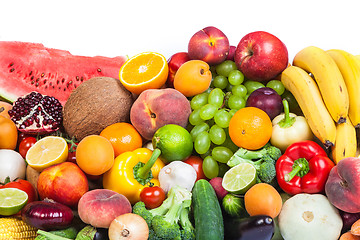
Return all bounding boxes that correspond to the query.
[8,91,62,134]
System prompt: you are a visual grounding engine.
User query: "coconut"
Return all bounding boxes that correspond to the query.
[63,77,134,141]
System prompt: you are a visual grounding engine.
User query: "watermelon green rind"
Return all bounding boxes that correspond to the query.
[0,41,127,105]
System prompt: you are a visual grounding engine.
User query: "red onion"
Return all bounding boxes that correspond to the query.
[21,199,74,230]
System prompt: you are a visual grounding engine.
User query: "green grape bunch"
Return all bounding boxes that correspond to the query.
[187,59,286,179]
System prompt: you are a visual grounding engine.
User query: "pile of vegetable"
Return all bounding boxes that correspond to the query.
[2,25,360,240]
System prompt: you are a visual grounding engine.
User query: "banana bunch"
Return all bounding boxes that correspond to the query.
[281,46,360,163]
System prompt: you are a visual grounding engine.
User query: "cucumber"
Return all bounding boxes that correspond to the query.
[192,179,224,240]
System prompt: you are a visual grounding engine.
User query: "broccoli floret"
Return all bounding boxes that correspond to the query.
[132,184,184,227]
[133,185,194,240]
[151,185,192,239]
[227,143,281,184]
[152,215,181,239]
[263,143,282,160]
[179,204,195,240]
[132,201,153,226]
[258,161,276,183]
[149,187,177,217]
[228,143,281,167]
[148,228,165,240]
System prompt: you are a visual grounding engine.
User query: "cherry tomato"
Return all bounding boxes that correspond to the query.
[140,186,166,209]
[18,137,37,158]
[0,179,38,203]
[184,155,207,181]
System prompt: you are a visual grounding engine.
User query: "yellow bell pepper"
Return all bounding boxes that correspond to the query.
[102,147,164,204]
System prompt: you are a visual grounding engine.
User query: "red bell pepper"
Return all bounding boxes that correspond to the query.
[276,140,335,195]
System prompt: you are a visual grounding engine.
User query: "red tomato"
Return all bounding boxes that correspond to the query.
[18,137,37,158]
[0,179,38,203]
[140,186,166,209]
[184,155,207,181]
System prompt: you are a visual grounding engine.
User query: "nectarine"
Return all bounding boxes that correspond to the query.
[188,26,230,65]
[37,162,89,208]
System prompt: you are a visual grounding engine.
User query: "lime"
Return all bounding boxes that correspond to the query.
[222,162,257,194]
[0,188,28,216]
[152,124,193,163]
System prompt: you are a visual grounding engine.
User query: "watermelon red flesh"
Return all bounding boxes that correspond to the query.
[0,41,127,106]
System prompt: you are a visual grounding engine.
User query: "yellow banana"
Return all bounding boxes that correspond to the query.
[281,65,336,148]
[293,46,349,123]
[331,119,357,164]
[327,49,360,128]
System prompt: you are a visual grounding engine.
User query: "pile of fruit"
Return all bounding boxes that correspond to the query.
[1,26,360,240]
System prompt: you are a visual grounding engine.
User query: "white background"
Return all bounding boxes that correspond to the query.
[0,0,359,62]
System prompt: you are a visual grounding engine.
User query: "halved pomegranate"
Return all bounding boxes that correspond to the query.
[8,91,63,134]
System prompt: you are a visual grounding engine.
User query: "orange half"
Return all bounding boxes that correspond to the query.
[119,52,168,95]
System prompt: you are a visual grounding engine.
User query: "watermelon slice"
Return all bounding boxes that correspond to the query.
[0,41,127,105]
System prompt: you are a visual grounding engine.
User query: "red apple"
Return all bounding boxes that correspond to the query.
[226,45,236,61]
[188,26,230,65]
[37,162,89,208]
[166,52,191,88]
[325,157,360,213]
[234,31,288,82]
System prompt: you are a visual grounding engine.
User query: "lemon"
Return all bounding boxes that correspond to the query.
[222,162,257,195]
[26,136,68,171]
[0,188,28,216]
[152,124,193,163]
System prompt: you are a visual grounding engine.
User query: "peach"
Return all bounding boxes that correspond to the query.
[37,162,89,208]
[130,88,191,140]
[78,189,132,228]
[325,157,360,213]
[188,26,230,65]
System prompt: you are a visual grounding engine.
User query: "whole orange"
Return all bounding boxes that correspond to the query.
[100,122,143,157]
[228,107,272,150]
[244,183,282,219]
[76,135,114,176]
[0,116,18,150]
[173,60,212,97]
